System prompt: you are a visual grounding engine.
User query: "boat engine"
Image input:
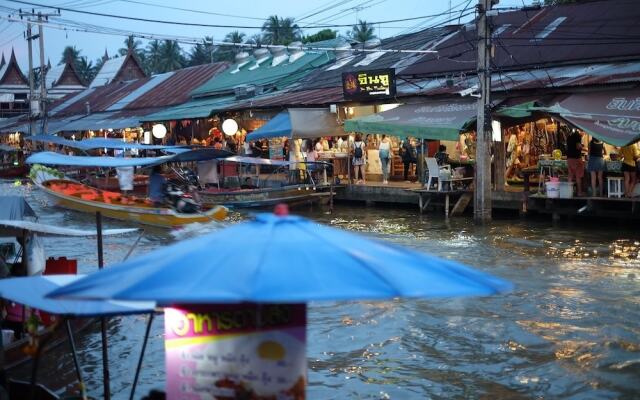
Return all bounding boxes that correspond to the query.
[164,182,200,214]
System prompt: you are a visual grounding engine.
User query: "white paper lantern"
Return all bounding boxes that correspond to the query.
[152,124,167,139]
[222,119,239,136]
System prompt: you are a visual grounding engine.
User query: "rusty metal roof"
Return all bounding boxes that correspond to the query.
[401,0,640,77]
[50,63,228,118]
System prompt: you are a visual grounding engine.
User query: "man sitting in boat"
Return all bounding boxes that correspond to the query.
[241,177,258,189]
[148,165,167,207]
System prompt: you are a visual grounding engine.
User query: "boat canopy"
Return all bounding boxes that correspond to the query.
[25,135,184,152]
[224,155,292,166]
[26,151,173,168]
[169,148,234,162]
[0,196,36,220]
[0,274,155,316]
[0,220,139,237]
[0,144,18,152]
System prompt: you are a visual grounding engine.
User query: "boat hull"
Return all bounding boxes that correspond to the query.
[37,179,227,228]
[198,185,332,208]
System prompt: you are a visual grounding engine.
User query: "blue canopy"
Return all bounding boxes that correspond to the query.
[0,275,154,316]
[26,152,173,168]
[246,111,291,141]
[25,135,183,152]
[169,148,234,162]
[0,196,36,220]
[50,213,512,305]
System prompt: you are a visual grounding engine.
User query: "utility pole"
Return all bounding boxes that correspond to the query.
[26,22,35,136]
[474,0,494,224]
[20,8,60,135]
[37,13,48,134]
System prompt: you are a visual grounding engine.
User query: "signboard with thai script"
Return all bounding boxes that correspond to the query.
[342,68,396,101]
[553,90,640,146]
[164,303,306,400]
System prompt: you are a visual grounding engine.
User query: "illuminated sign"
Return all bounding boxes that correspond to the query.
[342,68,396,101]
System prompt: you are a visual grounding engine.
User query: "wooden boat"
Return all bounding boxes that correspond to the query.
[35,178,227,228]
[199,184,332,208]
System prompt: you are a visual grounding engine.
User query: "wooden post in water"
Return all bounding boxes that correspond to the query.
[96,212,111,400]
[474,0,494,223]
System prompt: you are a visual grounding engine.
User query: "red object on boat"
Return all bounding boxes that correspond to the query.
[44,257,77,275]
[274,203,289,216]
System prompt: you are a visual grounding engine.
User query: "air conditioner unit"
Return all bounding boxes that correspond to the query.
[234,84,263,100]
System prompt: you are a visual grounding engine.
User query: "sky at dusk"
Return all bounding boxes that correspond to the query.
[0,0,529,71]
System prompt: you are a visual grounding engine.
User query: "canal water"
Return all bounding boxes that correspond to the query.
[4,181,639,399]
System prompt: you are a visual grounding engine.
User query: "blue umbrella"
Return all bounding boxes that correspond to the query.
[49,212,512,304]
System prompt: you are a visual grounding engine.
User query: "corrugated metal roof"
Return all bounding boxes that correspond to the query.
[89,57,126,88]
[191,52,333,97]
[126,63,228,109]
[139,95,245,121]
[401,0,640,77]
[53,78,152,116]
[106,72,173,111]
[234,87,346,109]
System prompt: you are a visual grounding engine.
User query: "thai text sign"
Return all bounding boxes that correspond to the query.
[165,303,307,400]
[342,68,396,100]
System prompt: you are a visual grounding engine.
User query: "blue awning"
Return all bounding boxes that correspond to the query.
[247,111,291,141]
[0,274,154,317]
[25,135,182,152]
[26,151,173,168]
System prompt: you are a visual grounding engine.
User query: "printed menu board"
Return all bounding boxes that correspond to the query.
[165,303,307,400]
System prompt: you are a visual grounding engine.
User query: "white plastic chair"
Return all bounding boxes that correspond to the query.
[425,157,451,191]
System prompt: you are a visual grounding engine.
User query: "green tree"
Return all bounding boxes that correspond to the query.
[119,35,143,56]
[59,45,81,66]
[158,40,185,73]
[145,39,163,74]
[348,20,376,43]
[76,56,96,82]
[262,15,301,45]
[246,34,263,47]
[214,30,247,62]
[302,29,337,43]
[189,36,216,66]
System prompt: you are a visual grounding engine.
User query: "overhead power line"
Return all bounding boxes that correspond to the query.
[4,0,486,29]
[116,0,268,21]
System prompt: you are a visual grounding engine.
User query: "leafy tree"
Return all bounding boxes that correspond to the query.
[145,40,163,74]
[59,45,81,65]
[246,34,264,47]
[214,30,247,62]
[158,40,185,73]
[76,56,96,82]
[262,15,301,45]
[119,35,143,56]
[189,36,216,66]
[302,29,337,43]
[348,20,376,43]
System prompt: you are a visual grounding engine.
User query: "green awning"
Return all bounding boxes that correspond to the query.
[344,101,477,141]
[495,100,537,118]
[139,96,237,122]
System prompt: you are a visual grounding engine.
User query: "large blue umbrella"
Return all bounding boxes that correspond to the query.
[49,212,512,304]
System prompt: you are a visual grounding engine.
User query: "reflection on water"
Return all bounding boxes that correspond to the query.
[3,181,639,399]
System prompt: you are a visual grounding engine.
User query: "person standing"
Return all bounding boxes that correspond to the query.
[587,137,606,197]
[352,134,366,184]
[148,165,166,206]
[566,129,585,196]
[621,142,639,197]
[401,138,417,182]
[378,135,391,184]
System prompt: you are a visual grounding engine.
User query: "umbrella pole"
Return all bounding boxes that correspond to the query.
[96,212,111,400]
[65,319,87,400]
[128,313,154,400]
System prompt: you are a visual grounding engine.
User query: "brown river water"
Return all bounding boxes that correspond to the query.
[3,181,639,399]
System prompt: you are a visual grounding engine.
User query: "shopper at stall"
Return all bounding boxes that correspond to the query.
[621,142,639,197]
[566,129,585,196]
[435,144,449,166]
[587,137,606,197]
[148,165,166,206]
[400,137,417,182]
[352,134,366,184]
[379,135,391,184]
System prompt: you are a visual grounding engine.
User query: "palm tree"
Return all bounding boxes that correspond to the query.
[145,39,163,74]
[158,40,184,73]
[262,15,301,45]
[349,20,376,43]
[188,36,215,66]
[246,34,263,47]
[119,35,143,56]
[60,46,81,65]
[225,30,246,45]
[76,56,96,82]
